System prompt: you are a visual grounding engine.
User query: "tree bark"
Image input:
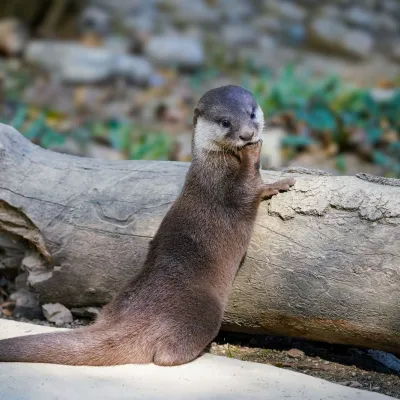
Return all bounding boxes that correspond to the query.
[0,123,399,354]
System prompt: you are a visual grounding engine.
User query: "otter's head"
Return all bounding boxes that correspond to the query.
[193,85,264,153]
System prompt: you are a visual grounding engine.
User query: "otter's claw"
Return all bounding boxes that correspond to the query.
[260,178,295,200]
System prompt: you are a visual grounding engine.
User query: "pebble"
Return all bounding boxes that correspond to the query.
[145,35,204,68]
[349,381,363,388]
[79,5,111,36]
[286,348,305,359]
[42,303,73,327]
[264,0,306,22]
[10,289,38,308]
[309,18,374,59]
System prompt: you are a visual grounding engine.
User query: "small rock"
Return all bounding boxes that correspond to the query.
[123,11,155,42]
[60,46,115,83]
[349,381,363,388]
[345,7,374,28]
[26,40,153,84]
[220,0,253,22]
[79,6,111,36]
[0,18,27,56]
[71,307,101,319]
[258,35,277,50]
[352,372,357,377]
[287,348,305,358]
[10,289,38,308]
[14,272,28,291]
[372,386,381,391]
[42,303,73,326]
[103,36,132,54]
[172,1,220,25]
[309,18,374,59]
[145,35,204,68]
[339,381,350,386]
[114,54,154,84]
[382,0,400,13]
[374,13,398,33]
[264,0,306,22]
[341,29,374,59]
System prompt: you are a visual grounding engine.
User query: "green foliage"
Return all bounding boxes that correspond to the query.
[246,65,400,177]
[1,103,171,161]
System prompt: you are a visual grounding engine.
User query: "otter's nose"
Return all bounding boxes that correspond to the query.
[239,131,255,142]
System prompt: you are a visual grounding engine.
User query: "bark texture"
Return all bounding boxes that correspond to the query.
[0,123,399,354]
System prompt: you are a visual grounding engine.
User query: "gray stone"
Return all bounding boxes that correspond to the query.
[79,6,111,36]
[114,54,154,84]
[220,0,254,22]
[258,35,277,50]
[382,0,400,13]
[145,35,204,68]
[345,7,374,28]
[264,0,307,21]
[123,13,155,39]
[10,289,38,309]
[25,41,73,72]
[42,303,73,326]
[374,14,398,33]
[25,41,153,84]
[310,18,374,59]
[60,46,115,83]
[171,1,219,25]
[103,36,132,54]
[341,29,374,58]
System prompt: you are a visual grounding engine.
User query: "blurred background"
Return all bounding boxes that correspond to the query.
[0,0,399,177]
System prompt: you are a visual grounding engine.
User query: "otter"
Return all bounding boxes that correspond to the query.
[0,85,294,366]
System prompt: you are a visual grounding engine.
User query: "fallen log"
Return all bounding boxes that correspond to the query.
[0,123,399,354]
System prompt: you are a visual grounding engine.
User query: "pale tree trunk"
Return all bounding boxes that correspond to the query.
[0,123,399,354]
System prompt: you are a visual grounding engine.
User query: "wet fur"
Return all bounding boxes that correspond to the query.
[0,86,294,366]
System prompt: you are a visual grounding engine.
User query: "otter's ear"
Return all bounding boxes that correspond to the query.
[193,106,201,127]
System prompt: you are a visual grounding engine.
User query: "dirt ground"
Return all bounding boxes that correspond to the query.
[1,314,399,398]
[211,331,400,399]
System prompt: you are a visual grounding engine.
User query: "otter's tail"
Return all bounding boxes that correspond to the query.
[0,326,136,366]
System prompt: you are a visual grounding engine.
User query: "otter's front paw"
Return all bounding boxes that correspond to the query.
[239,139,262,167]
[260,178,295,199]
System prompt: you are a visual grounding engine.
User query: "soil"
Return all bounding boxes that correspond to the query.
[211,331,400,399]
[1,313,399,399]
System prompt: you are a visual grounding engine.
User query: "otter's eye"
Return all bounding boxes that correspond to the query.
[250,111,256,120]
[221,120,231,128]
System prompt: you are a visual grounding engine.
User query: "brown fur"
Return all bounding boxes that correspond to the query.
[0,86,294,366]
